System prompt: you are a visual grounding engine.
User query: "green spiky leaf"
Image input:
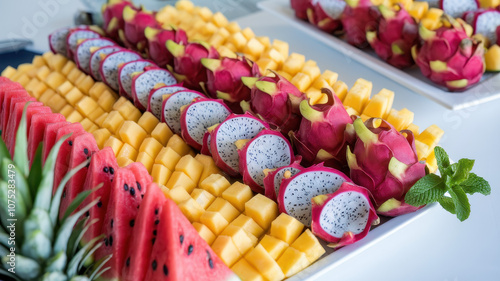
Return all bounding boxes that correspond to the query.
[0,180,12,230]
[40,271,67,281]
[24,208,53,242]
[0,227,9,248]
[3,254,41,280]
[67,235,103,278]
[2,158,31,213]
[88,255,112,281]
[27,144,43,197]
[21,229,52,261]
[434,146,450,177]
[0,268,21,281]
[61,182,101,223]
[0,137,9,161]
[13,102,30,178]
[79,240,103,273]
[45,251,67,273]
[68,218,90,258]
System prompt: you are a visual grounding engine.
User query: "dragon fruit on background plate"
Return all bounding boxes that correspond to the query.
[347,118,427,216]
[307,0,346,33]
[144,26,188,68]
[120,5,160,52]
[341,0,381,48]
[102,0,137,43]
[291,0,311,19]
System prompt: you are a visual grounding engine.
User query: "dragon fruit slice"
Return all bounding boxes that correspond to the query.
[100,49,142,91]
[237,129,295,193]
[66,27,104,59]
[278,164,352,226]
[307,0,346,33]
[468,9,500,45]
[132,68,177,111]
[202,56,261,113]
[291,0,311,19]
[497,25,500,45]
[180,98,232,151]
[118,59,156,98]
[241,71,306,135]
[162,90,206,134]
[166,41,220,92]
[412,16,484,91]
[102,0,137,43]
[440,0,479,18]
[341,0,380,48]
[147,84,187,119]
[49,27,71,55]
[75,38,116,74]
[263,160,304,202]
[347,118,426,216]
[121,5,160,51]
[311,182,379,248]
[210,113,270,177]
[200,131,213,156]
[366,4,418,69]
[290,88,354,170]
[145,26,188,68]
[89,45,123,81]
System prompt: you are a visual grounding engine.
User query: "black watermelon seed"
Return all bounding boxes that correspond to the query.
[124,183,129,191]
[109,167,114,174]
[163,265,168,276]
[68,140,73,146]
[137,181,141,191]
[153,230,157,236]
[97,201,102,208]
[152,237,156,245]
[187,245,193,255]
[62,190,66,198]
[109,235,113,246]
[84,148,89,155]
[104,238,108,246]
[126,257,130,267]
[103,167,109,173]
[130,187,136,196]
[141,194,144,199]
[155,208,159,215]
[85,211,90,217]
[152,260,157,271]
[179,234,184,245]
[207,250,213,268]
[111,219,114,228]
[155,219,160,225]
[130,219,135,227]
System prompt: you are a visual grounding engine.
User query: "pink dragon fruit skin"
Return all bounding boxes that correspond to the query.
[120,5,160,52]
[263,159,303,202]
[102,0,137,43]
[497,25,500,45]
[291,0,311,20]
[307,0,346,33]
[144,26,188,68]
[311,182,379,248]
[202,56,261,113]
[166,41,220,92]
[347,118,427,216]
[366,5,418,69]
[241,71,306,135]
[341,0,381,48]
[412,16,485,91]
[290,88,354,170]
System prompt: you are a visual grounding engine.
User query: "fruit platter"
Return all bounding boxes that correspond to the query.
[259,0,500,110]
[0,0,494,280]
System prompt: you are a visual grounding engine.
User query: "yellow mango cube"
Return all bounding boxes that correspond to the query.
[45,94,68,113]
[386,108,414,131]
[301,64,321,82]
[221,225,258,255]
[139,137,163,158]
[168,187,191,204]
[290,72,312,92]
[222,182,253,212]
[166,134,194,156]
[245,244,285,281]
[155,147,181,171]
[166,171,196,193]
[175,155,204,183]
[178,198,204,222]
[25,79,48,99]
[44,72,66,90]
[406,123,420,136]
[343,78,373,113]
[415,139,431,160]
[118,121,147,150]
[151,122,174,146]
[32,55,46,67]
[89,82,113,100]
[66,110,84,123]
[200,211,229,235]
[192,222,216,245]
[226,22,241,34]
[206,198,240,223]
[1,66,17,79]
[416,124,444,148]
[270,213,305,245]
[75,96,100,118]
[231,258,264,281]
[59,104,74,118]
[277,247,310,278]
[79,118,95,132]
[114,99,141,122]
[229,32,248,51]
[230,214,265,239]
[97,90,117,112]
[92,128,112,149]
[47,53,67,72]
[35,65,51,81]
[362,89,394,119]
[244,194,278,230]
[191,188,216,209]
[136,152,154,173]
[64,87,84,106]
[291,229,326,263]
[212,235,241,267]
[261,48,285,68]
[256,58,278,74]
[76,75,94,95]
[116,156,133,168]
[56,81,74,96]
[244,38,266,60]
[259,235,289,260]
[151,164,172,186]
[61,60,76,76]
[272,39,289,58]
[408,1,428,20]
[199,173,231,197]
[103,136,124,156]
[94,112,108,127]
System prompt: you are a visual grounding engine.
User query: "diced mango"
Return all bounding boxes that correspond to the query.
[45,71,66,89]
[291,229,326,263]
[151,164,172,186]
[207,198,240,223]
[362,88,394,119]
[166,171,197,193]
[199,173,231,197]
[212,235,241,267]
[168,187,191,204]
[97,90,117,112]
[245,244,285,281]
[221,225,258,255]
[416,124,444,148]
[135,152,154,173]
[408,1,428,20]
[200,211,229,235]
[277,247,310,278]
[151,122,174,146]
[114,99,141,122]
[175,155,204,183]
[191,188,215,209]
[230,214,265,239]
[222,182,253,212]
[45,94,68,112]
[282,53,305,76]
[66,110,84,123]
[139,137,163,158]
[64,87,84,106]
[92,128,112,149]
[166,134,194,156]
[178,198,204,222]
[193,222,216,245]
[343,78,372,113]
[231,258,265,281]
[118,121,147,150]
[89,82,112,100]
[116,156,134,167]
[270,213,305,245]
[386,108,414,131]
[244,194,279,230]
[155,146,182,171]
[290,72,312,92]
[259,235,289,260]
[102,111,125,134]
[103,136,124,156]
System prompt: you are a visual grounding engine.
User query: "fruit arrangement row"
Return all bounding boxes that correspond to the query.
[290,0,500,90]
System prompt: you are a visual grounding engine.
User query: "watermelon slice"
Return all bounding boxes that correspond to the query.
[125,162,153,196]
[2,95,35,141]
[122,183,167,281]
[0,83,24,114]
[144,199,239,281]
[59,132,99,218]
[42,121,70,164]
[95,167,147,280]
[28,113,66,165]
[1,89,30,134]
[80,147,118,245]
[5,101,43,156]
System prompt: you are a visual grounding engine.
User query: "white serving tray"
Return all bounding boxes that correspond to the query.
[258,0,500,110]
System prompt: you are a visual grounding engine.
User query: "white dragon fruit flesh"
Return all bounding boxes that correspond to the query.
[100,49,142,91]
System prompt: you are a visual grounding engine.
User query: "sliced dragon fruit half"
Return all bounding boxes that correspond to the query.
[49,26,71,55]
[237,129,295,193]
[89,45,123,81]
[278,164,352,226]
[200,131,212,156]
[132,68,177,111]
[161,90,205,134]
[148,84,187,119]
[75,38,116,74]
[180,98,232,151]
[99,49,142,91]
[263,160,304,202]
[66,27,103,59]
[311,182,379,248]
[440,0,478,18]
[118,59,156,98]
[210,113,270,177]
[471,9,500,44]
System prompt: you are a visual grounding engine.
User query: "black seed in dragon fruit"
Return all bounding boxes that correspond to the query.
[439,0,479,18]
[99,49,142,91]
[161,90,205,134]
[263,160,304,202]
[118,59,156,98]
[132,68,177,111]
[89,45,123,81]
[75,38,116,74]
[49,26,71,56]
[148,84,187,120]
[66,26,104,59]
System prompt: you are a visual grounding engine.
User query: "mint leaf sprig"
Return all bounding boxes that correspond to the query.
[405,146,490,221]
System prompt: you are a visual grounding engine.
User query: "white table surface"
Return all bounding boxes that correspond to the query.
[1,1,499,281]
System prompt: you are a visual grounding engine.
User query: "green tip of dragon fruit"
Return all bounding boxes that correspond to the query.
[345,0,360,8]
[376,198,401,213]
[391,43,404,55]
[388,157,410,180]
[353,118,378,144]
[240,100,251,112]
[418,24,436,41]
[299,99,323,122]
[316,149,335,162]
[255,80,278,95]
[446,79,468,89]
[201,58,221,72]
[429,60,447,72]
[216,90,234,101]
[241,76,258,88]
[122,5,137,21]
[366,30,377,44]
[144,26,160,39]
[378,4,395,19]
[165,40,185,57]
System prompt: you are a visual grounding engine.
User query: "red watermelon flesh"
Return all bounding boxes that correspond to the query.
[144,199,237,281]
[95,167,146,281]
[122,183,167,281]
[53,123,85,194]
[5,101,43,157]
[80,147,119,245]
[1,89,30,135]
[2,96,35,142]
[42,121,70,164]
[28,113,66,166]
[125,162,153,197]
[59,132,98,219]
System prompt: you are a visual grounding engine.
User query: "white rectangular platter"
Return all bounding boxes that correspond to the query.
[258,0,500,110]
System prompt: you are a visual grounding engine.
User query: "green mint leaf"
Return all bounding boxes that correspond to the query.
[447,158,475,186]
[449,186,470,222]
[438,197,456,214]
[405,174,447,206]
[434,146,450,176]
[460,173,491,196]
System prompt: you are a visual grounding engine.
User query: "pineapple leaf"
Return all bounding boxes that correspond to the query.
[34,134,69,212]
[45,251,67,273]
[1,158,32,213]
[69,218,98,258]
[40,271,67,281]
[21,229,52,261]
[27,144,43,198]
[24,208,53,244]
[79,239,103,272]
[0,227,8,248]
[67,235,104,278]
[61,183,102,223]
[0,137,9,161]
[49,157,90,226]
[0,268,21,281]
[0,178,27,241]
[88,255,112,281]
[0,180,13,231]
[53,197,99,255]
[3,253,41,280]
[13,102,30,178]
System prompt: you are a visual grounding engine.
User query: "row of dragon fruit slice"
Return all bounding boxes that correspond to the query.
[46,0,427,249]
[292,0,500,91]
